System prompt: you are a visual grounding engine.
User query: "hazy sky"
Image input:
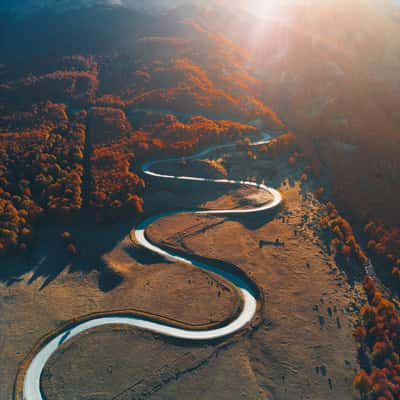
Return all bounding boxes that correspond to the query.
[0,0,299,15]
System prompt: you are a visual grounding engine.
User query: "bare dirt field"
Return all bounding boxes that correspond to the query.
[35,148,366,400]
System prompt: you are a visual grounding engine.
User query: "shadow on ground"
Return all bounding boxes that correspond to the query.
[124,244,173,265]
[0,222,133,292]
[1,150,289,292]
[229,208,281,231]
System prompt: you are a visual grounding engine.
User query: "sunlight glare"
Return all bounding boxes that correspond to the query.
[249,0,276,17]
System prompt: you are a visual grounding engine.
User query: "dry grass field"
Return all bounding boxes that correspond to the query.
[2,148,365,400]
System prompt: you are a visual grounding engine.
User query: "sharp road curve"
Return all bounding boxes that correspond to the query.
[21,134,283,400]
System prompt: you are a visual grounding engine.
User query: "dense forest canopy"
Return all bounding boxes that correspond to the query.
[0,3,286,255]
[0,0,399,282]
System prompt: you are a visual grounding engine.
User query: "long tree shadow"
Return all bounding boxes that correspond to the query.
[0,258,32,286]
[1,222,134,291]
[333,254,363,287]
[228,207,282,231]
[0,177,269,290]
[143,178,239,212]
[98,261,124,293]
[143,176,283,233]
[124,244,173,265]
[2,147,290,290]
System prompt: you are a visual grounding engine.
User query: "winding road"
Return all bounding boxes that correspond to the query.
[20,134,282,400]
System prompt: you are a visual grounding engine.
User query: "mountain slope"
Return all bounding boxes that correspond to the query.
[0,0,197,17]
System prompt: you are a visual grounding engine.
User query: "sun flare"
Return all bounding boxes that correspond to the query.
[250,0,274,16]
[244,0,295,18]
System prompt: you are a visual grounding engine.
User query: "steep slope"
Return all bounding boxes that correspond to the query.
[0,4,284,256]
[187,1,400,226]
[0,0,198,18]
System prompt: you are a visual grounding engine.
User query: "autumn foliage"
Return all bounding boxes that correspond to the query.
[254,132,297,158]
[61,231,78,256]
[139,113,259,152]
[0,102,85,255]
[364,223,400,284]
[320,202,369,265]
[86,108,259,221]
[0,14,286,257]
[1,71,98,111]
[89,107,132,145]
[89,145,144,220]
[353,277,400,400]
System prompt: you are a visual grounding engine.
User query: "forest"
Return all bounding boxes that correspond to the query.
[0,15,280,255]
[1,2,398,280]
[354,277,400,400]
[0,102,85,254]
[0,4,399,400]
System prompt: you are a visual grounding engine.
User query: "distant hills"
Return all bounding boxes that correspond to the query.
[0,0,399,229]
[2,0,399,19]
[0,0,196,18]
